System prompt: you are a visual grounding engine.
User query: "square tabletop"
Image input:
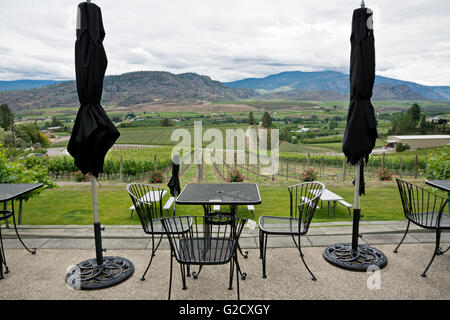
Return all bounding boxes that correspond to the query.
[310,189,343,201]
[426,180,450,193]
[176,183,261,205]
[0,183,44,202]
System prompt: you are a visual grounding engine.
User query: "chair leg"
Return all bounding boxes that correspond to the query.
[234,255,240,300]
[168,254,173,300]
[228,258,234,290]
[393,220,410,253]
[262,232,268,278]
[259,229,263,259]
[298,235,317,281]
[141,234,163,281]
[421,228,441,278]
[180,264,187,290]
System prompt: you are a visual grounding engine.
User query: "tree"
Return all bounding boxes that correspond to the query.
[0,103,14,130]
[248,112,255,125]
[159,118,174,127]
[260,112,272,128]
[329,119,338,130]
[408,103,421,123]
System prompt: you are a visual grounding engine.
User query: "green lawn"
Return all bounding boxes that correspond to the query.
[4,179,416,226]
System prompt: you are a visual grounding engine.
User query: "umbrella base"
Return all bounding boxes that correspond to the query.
[65,256,134,290]
[323,243,387,271]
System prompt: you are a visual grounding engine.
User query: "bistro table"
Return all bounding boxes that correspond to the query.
[426,180,450,214]
[0,183,43,279]
[176,183,261,278]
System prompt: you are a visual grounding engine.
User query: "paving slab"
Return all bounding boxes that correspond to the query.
[264,235,312,248]
[362,233,419,245]
[308,235,367,247]
[101,239,150,250]
[40,239,94,249]
[2,238,49,249]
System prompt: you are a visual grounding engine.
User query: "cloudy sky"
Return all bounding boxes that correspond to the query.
[1,0,449,86]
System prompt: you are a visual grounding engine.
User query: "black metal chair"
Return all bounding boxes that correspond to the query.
[161,215,247,300]
[127,183,192,281]
[258,182,325,280]
[394,179,450,277]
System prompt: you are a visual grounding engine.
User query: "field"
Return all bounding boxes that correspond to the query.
[5,97,449,226]
[14,176,431,226]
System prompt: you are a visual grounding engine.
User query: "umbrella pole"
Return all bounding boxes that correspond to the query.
[351,161,361,251]
[92,176,104,266]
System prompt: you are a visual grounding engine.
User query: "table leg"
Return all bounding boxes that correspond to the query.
[447,192,450,215]
[231,205,248,259]
[2,202,8,229]
[11,200,36,254]
[0,225,7,279]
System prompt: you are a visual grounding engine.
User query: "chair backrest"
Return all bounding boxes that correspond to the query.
[288,182,325,234]
[396,178,448,228]
[127,183,165,233]
[161,215,247,264]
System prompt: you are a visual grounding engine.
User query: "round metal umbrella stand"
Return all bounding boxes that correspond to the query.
[323,243,387,271]
[66,256,134,290]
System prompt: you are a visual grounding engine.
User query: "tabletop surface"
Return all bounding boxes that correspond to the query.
[311,189,343,201]
[176,183,261,205]
[0,183,44,202]
[426,180,450,192]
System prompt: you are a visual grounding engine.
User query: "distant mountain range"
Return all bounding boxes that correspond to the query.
[0,71,255,112]
[0,80,61,91]
[1,70,449,112]
[226,71,450,100]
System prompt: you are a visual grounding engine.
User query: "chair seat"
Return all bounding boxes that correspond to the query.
[258,216,305,235]
[409,212,450,229]
[146,216,193,234]
[176,238,234,264]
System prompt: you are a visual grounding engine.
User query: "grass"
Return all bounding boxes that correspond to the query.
[6,178,419,226]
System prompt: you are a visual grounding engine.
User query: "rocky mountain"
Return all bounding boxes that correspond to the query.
[226,70,450,100]
[0,71,256,112]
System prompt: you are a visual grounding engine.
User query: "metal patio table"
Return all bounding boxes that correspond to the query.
[0,183,43,279]
[176,183,261,278]
[426,180,450,214]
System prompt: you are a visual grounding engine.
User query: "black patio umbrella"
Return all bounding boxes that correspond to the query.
[65,1,134,290]
[323,1,387,271]
[167,155,181,195]
[167,154,181,214]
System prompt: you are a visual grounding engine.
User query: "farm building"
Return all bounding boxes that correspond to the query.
[386,135,450,150]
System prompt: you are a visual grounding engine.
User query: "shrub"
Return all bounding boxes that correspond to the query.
[227,169,244,182]
[396,142,410,152]
[0,145,55,200]
[426,150,450,180]
[150,171,164,184]
[72,170,90,182]
[302,168,318,182]
[377,168,392,181]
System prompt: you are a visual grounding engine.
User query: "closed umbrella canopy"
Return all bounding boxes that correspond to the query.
[167,154,181,197]
[68,2,119,178]
[342,6,378,194]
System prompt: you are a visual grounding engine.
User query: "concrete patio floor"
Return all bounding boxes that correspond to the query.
[0,220,448,300]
